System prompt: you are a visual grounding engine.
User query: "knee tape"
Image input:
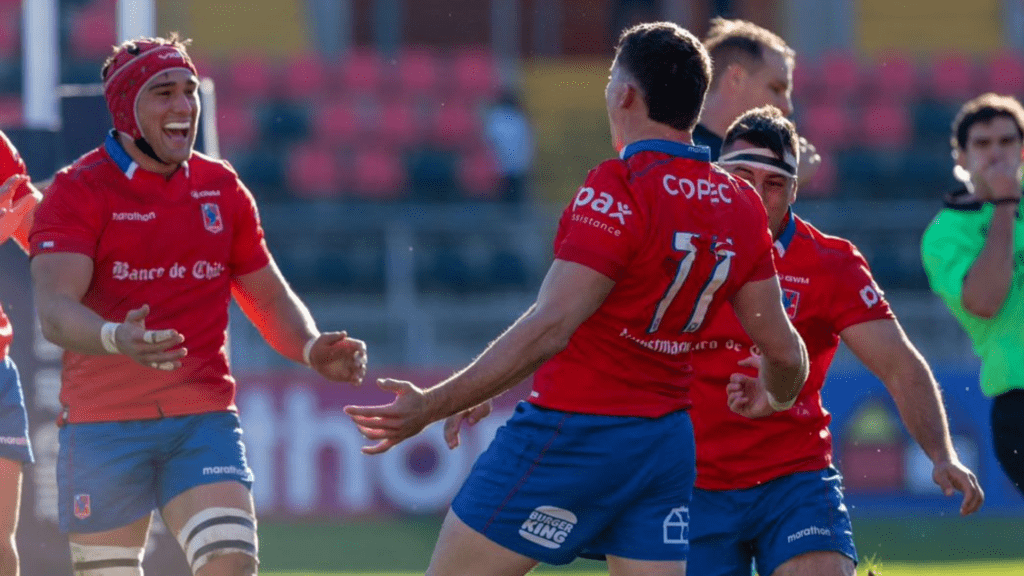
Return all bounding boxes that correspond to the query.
[69,543,144,575]
[176,507,258,574]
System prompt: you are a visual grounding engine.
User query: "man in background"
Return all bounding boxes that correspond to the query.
[696,17,820,181]
[921,92,1024,499]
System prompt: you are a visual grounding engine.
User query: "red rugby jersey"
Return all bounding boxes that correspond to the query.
[29,133,271,423]
[690,212,894,490]
[0,130,30,359]
[529,139,776,417]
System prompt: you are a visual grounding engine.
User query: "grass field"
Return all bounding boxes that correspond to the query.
[255,516,1024,574]
[261,563,1024,576]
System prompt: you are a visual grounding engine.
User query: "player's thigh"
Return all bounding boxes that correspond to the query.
[0,458,20,537]
[751,467,856,576]
[161,481,256,576]
[68,514,151,576]
[426,508,538,576]
[990,389,1024,492]
[606,556,686,576]
[771,550,855,576]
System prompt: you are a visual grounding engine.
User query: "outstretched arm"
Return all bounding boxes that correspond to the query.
[345,258,615,454]
[842,318,984,515]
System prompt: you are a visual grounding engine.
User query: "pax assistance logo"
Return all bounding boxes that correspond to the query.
[201,203,223,233]
[519,505,577,549]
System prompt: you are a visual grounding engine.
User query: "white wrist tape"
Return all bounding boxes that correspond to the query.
[100,322,121,354]
[302,336,319,366]
[766,390,797,412]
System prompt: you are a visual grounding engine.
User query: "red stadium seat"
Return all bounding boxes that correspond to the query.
[0,95,20,127]
[281,52,327,103]
[226,56,275,103]
[451,46,498,100]
[397,46,442,96]
[820,50,861,102]
[791,58,820,104]
[377,98,424,148]
[69,5,117,60]
[860,102,912,148]
[800,151,836,198]
[928,53,978,102]
[863,53,919,104]
[982,50,1024,95]
[0,7,19,59]
[799,104,850,151]
[339,47,384,96]
[351,147,407,200]
[314,99,361,146]
[458,148,500,200]
[287,143,343,199]
[431,100,480,150]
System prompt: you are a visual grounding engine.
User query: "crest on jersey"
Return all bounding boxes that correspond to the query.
[782,289,801,319]
[74,494,91,519]
[201,203,223,233]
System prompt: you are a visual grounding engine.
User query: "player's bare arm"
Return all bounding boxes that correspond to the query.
[232,259,367,384]
[346,258,614,455]
[841,318,984,515]
[960,160,1021,318]
[730,275,808,407]
[31,252,187,368]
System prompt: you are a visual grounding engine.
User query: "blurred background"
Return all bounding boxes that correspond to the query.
[1,0,1023,573]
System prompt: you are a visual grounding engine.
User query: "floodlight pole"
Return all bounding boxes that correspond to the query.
[23,0,60,129]
[118,0,156,41]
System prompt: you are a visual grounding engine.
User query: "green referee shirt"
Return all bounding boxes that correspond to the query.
[921,188,1024,397]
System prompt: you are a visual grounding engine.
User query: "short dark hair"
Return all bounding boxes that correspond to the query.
[101,32,192,81]
[703,18,794,89]
[951,92,1024,150]
[722,105,798,166]
[614,21,712,132]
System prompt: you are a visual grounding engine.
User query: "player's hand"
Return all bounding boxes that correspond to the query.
[344,378,435,455]
[443,400,492,449]
[0,174,33,245]
[932,459,985,516]
[115,304,187,370]
[309,331,367,385]
[796,136,821,185]
[726,354,776,418]
[975,156,1022,202]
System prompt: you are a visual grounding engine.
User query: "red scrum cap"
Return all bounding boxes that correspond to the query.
[102,38,198,140]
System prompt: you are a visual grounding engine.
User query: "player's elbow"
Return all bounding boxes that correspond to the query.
[962,298,999,319]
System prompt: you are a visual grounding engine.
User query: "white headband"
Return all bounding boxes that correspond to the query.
[718,147,798,177]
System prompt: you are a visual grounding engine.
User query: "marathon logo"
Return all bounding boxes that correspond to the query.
[202,465,251,480]
[112,211,157,222]
[787,525,832,543]
[0,436,27,446]
[519,505,577,549]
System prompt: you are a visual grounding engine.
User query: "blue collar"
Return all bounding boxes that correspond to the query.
[104,130,140,179]
[774,209,797,257]
[620,139,711,162]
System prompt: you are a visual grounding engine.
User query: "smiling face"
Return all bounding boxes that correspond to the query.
[135,68,200,166]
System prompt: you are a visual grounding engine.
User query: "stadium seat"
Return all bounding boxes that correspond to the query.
[313,99,361,146]
[351,147,407,200]
[226,56,276,103]
[819,50,861,102]
[799,103,850,151]
[258,101,310,143]
[338,47,384,96]
[397,46,442,96]
[406,148,458,201]
[863,53,918,104]
[377,98,424,148]
[799,151,836,198]
[286,143,343,200]
[860,102,912,149]
[431,100,480,150]
[457,148,500,200]
[791,58,820,103]
[450,46,498,100]
[982,50,1024,95]
[68,4,117,60]
[0,7,18,59]
[927,53,978,102]
[0,95,20,127]
[281,52,327,103]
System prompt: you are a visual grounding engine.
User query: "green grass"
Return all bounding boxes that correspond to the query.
[257,516,1024,574]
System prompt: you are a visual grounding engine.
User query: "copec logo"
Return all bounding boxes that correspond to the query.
[236,381,511,516]
[519,506,577,549]
[662,174,733,204]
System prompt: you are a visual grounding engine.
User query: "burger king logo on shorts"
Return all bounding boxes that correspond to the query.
[519,505,577,549]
